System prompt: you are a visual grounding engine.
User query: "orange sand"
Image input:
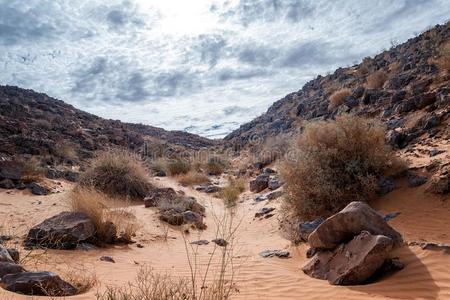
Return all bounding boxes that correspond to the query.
[0,176,449,300]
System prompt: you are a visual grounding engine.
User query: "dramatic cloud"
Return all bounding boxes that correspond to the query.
[0,0,449,138]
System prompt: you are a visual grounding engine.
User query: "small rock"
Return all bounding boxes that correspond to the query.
[195,184,220,193]
[407,173,427,187]
[0,235,12,243]
[0,179,15,189]
[190,240,209,246]
[255,195,268,202]
[377,176,395,196]
[212,239,228,247]
[15,182,26,190]
[100,256,115,263]
[255,207,275,218]
[409,241,450,253]
[0,245,14,263]
[136,243,144,248]
[267,190,283,200]
[268,179,282,190]
[383,212,401,222]
[259,250,290,258]
[28,182,49,196]
[6,248,19,263]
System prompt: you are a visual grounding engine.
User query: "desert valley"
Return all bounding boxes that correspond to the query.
[0,10,449,300]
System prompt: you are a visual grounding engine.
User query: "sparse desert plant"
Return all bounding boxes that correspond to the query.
[434,40,450,73]
[329,88,351,109]
[365,70,388,89]
[79,149,152,200]
[21,157,46,183]
[70,188,139,243]
[178,171,210,186]
[148,157,167,176]
[205,156,227,175]
[166,159,191,176]
[54,142,78,162]
[281,115,404,220]
[219,178,245,206]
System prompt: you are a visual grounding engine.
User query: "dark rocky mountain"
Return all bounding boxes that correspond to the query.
[0,85,215,162]
[225,22,449,151]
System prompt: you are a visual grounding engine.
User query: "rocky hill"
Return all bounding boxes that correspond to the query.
[225,22,449,152]
[0,85,215,163]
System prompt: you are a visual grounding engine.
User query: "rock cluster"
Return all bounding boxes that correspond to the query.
[302,202,404,285]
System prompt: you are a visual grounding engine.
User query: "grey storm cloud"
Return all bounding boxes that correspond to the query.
[1,0,449,137]
[0,2,59,45]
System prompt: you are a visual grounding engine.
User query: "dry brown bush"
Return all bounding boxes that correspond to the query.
[219,178,246,206]
[70,188,139,243]
[434,41,450,73]
[365,70,388,89]
[178,171,210,186]
[21,157,46,183]
[206,156,228,175]
[281,115,404,220]
[166,159,191,176]
[329,88,351,109]
[79,149,152,200]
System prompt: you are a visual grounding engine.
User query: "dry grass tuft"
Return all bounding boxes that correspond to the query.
[365,70,388,89]
[281,115,404,220]
[434,41,450,73]
[178,171,210,186]
[166,159,191,176]
[79,149,152,200]
[219,178,246,206]
[329,88,351,109]
[205,157,228,175]
[21,157,46,183]
[70,188,139,243]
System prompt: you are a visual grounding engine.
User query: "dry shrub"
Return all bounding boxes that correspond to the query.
[70,188,139,243]
[281,115,404,220]
[148,158,167,175]
[329,88,351,109]
[79,149,152,200]
[166,159,191,176]
[434,41,450,73]
[21,157,46,183]
[178,171,210,186]
[206,157,227,175]
[365,70,388,89]
[219,178,246,206]
[54,142,78,162]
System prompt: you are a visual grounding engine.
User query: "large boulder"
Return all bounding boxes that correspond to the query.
[0,262,25,279]
[308,202,403,249]
[250,174,270,193]
[25,212,96,249]
[303,231,394,285]
[144,187,177,207]
[1,271,77,296]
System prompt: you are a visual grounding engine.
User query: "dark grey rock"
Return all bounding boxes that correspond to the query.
[407,173,427,187]
[190,240,209,246]
[1,271,77,296]
[25,211,96,249]
[0,179,15,189]
[0,262,25,279]
[383,212,401,222]
[7,248,19,263]
[377,177,395,196]
[250,174,270,193]
[212,238,228,247]
[255,207,275,218]
[259,250,290,258]
[28,182,49,196]
[268,178,282,190]
[100,256,115,263]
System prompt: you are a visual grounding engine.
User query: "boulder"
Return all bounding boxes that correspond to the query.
[144,187,177,207]
[308,202,403,249]
[303,231,395,285]
[28,182,50,196]
[0,179,15,189]
[25,212,96,249]
[250,174,270,193]
[268,178,282,190]
[1,271,77,296]
[0,262,25,279]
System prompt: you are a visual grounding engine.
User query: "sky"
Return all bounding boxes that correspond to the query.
[0,0,449,138]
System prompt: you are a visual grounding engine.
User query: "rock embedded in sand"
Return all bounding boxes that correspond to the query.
[250,174,270,193]
[25,211,96,249]
[1,271,77,296]
[308,202,403,249]
[255,207,276,218]
[303,231,394,285]
[259,250,290,258]
[28,182,50,196]
[190,240,209,245]
[100,256,115,263]
[0,178,15,189]
[144,187,177,207]
[212,238,228,247]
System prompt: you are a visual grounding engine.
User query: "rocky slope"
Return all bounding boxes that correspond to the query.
[0,85,215,162]
[225,22,449,152]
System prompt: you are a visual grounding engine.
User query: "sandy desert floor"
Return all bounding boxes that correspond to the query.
[0,173,449,300]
